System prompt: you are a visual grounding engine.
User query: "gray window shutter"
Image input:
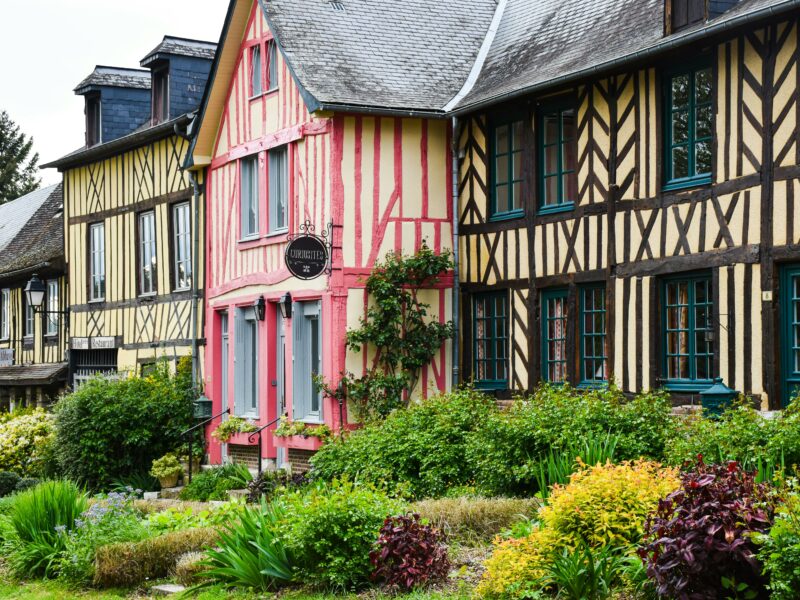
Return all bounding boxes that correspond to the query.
[234,311,245,416]
[292,302,303,420]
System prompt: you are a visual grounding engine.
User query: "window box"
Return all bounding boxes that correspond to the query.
[272,434,325,452]
[225,430,259,446]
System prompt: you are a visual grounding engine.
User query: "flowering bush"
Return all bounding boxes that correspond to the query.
[58,489,150,584]
[640,457,775,599]
[0,409,55,477]
[370,513,449,590]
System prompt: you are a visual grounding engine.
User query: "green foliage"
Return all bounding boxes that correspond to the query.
[179,464,252,502]
[311,388,496,499]
[537,544,626,600]
[144,500,246,534]
[210,416,257,443]
[93,527,219,588]
[0,408,56,477]
[149,453,183,479]
[202,500,294,592]
[6,480,89,578]
[322,244,454,421]
[757,488,800,599]
[0,110,40,204]
[0,470,21,497]
[273,416,332,439]
[534,433,619,500]
[276,479,405,590]
[58,491,149,585]
[468,385,675,496]
[53,360,194,490]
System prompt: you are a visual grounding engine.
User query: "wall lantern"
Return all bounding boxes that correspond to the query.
[24,274,47,309]
[279,292,292,319]
[254,295,266,321]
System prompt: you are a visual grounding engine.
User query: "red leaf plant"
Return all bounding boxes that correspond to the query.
[370,513,450,590]
[639,455,776,600]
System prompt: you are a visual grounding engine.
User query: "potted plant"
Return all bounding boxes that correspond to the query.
[178,441,206,474]
[211,416,258,443]
[150,453,183,489]
[273,415,332,450]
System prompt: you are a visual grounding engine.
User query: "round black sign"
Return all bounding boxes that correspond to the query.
[285,235,328,280]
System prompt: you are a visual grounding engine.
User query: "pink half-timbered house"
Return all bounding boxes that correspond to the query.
[186,0,493,469]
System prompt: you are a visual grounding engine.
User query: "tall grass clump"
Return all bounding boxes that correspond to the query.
[535,432,619,499]
[7,480,88,577]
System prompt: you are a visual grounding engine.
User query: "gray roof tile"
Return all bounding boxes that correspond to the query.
[0,184,59,254]
[141,35,217,66]
[74,66,151,93]
[0,184,63,276]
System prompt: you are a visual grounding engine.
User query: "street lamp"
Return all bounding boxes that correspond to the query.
[254,295,266,321]
[278,292,292,319]
[24,274,69,330]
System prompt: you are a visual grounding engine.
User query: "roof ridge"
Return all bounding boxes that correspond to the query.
[442,0,508,112]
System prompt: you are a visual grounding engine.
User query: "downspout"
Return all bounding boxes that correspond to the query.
[451,116,461,389]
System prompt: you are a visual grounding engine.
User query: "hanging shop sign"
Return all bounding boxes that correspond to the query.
[285,220,332,280]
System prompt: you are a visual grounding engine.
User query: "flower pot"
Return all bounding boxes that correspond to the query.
[273,434,325,451]
[158,473,180,489]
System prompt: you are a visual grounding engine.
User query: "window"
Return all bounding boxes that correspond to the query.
[138,211,157,295]
[89,223,105,301]
[293,300,322,421]
[152,66,169,123]
[580,285,607,385]
[267,40,278,91]
[541,289,568,383]
[473,291,508,389]
[664,62,713,190]
[250,45,262,96]
[24,297,34,338]
[0,289,8,340]
[46,280,59,336]
[172,202,192,290]
[240,155,260,238]
[490,119,524,219]
[86,95,101,146]
[661,274,714,389]
[234,308,258,417]
[539,103,577,212]
[670,0,706,33]
[220,312,230,410]
[268,146,288,233]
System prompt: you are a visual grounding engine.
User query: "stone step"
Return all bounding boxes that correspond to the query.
[151,583,186,595]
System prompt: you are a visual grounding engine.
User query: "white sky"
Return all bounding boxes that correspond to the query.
[0,0,229,186]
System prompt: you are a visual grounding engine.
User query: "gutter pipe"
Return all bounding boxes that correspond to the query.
[451,116,461,389]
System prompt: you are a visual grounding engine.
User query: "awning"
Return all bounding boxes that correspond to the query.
[0,363,68,387]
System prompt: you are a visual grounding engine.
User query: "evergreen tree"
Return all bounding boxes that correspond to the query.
[0,110,40,204]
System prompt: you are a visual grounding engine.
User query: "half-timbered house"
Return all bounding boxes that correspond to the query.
[185,0,496,469]
[0,184,69,407]
[453,0,800,409]
[42,37,215,386]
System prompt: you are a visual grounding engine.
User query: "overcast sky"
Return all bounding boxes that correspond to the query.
[1,1,229,186]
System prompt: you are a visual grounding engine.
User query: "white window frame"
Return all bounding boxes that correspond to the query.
[0,289,8,340]
[24,298,34,339]
[89,223,105,302]
[46,280,59,336]
[172,202,192,291]
[138,211,157,296]
[268,146,288,234]
[240,155,260,239]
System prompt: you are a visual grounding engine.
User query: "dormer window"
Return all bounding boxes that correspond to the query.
[152,66,169,124]
[86,94,101,146]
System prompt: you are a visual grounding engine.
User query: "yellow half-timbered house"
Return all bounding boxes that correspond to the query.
[452,0,800,409]
[42,37,216,385]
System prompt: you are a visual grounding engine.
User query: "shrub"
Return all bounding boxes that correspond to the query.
[93,527,218,588]
[758,490,800,599]
[144,500,246,534]
[540,460,679,550]
[311,388,497,499]
[370,513,449,590]
[246,469,309,503]
[0,409,56,477]
[15,478,40,493]
[179,463,252,501]
[58,490,150,584]
[149,453,183,481]
[276,479,405,589]
[202,501,293,592]
[0,470,21,497]
[7,480,89,577]
[640,458,775,599]
[411,496,538,544]
[537,544,626,600]
[468,386,674,496]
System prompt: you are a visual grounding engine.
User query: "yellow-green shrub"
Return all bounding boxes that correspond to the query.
[540,460,679,549]
[0,409,55,477]
[93,527,218,587]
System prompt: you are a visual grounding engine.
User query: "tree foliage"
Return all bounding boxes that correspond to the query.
[322,243,454,421]
[0,111,40,204]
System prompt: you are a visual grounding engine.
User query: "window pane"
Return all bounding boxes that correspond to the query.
[513,151,522,181]
[544,145,558,176]
[696,105,713,139]
[695,68,713,104]
[672,74,690,108]
[473,292,507,386]
[695,140,712,176]
[672,110,689,143]
[495,125,509,155]
[269,147,288,232]
[562,172,577,204]
[543,113,558,145]
[672,146,689,179]
[495,184,509,214]
[311,317,320,413]
[267,42,278,90]
[251,46,262,95]
[562,109,576,141]
[495,154,509,184]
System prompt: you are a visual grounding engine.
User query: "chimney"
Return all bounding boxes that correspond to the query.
[666,0,741,34]
[73,66,151,147]
[140,36,217,125]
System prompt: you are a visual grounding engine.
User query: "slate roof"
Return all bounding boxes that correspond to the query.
[0,363,68,385]
[73,66,151,94]
[141,35,217,66]
[0,184,59,255]
[0,184,63,277]
[259,0,497,114]
[456,0,799,111]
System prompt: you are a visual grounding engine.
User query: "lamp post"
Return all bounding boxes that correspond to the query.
[24,274,69,330]
[254,295,266,321]
[279,292,292,319]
